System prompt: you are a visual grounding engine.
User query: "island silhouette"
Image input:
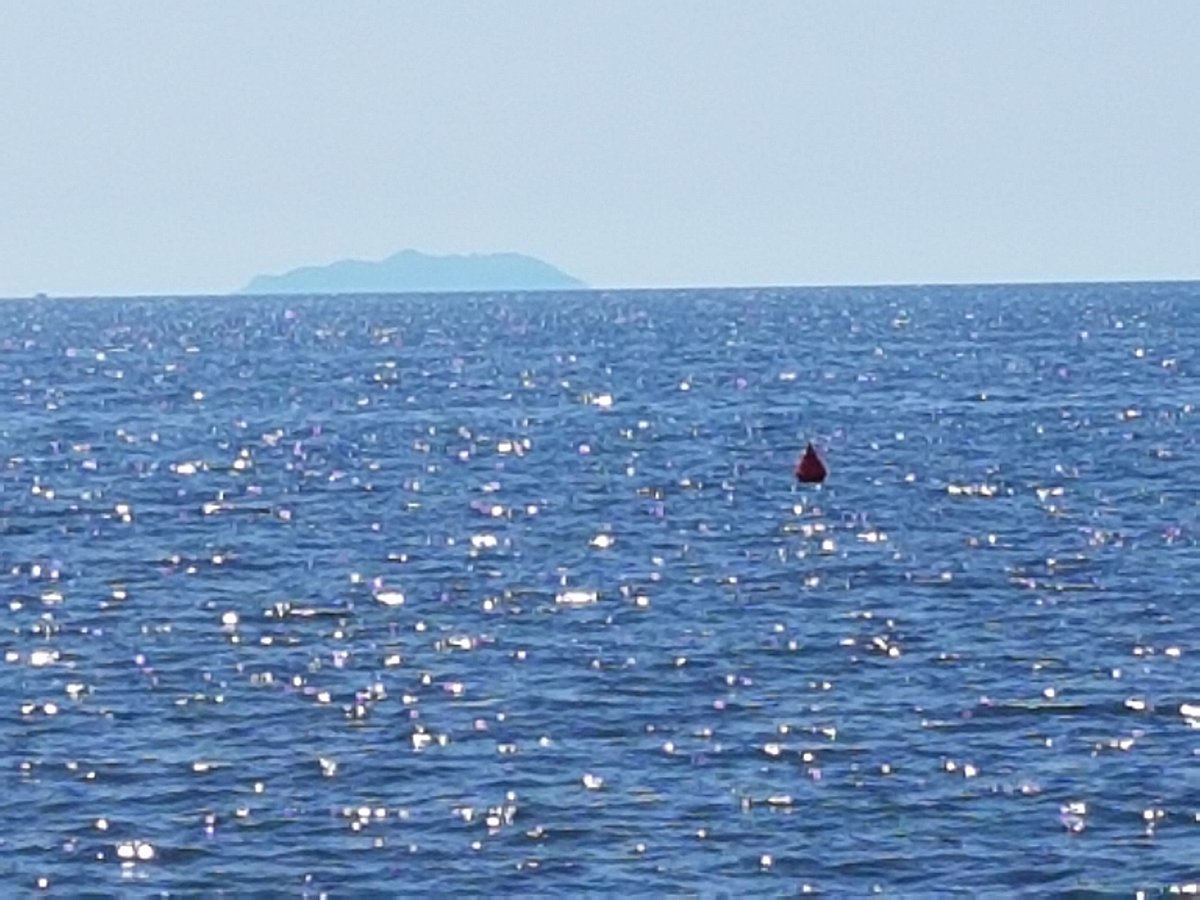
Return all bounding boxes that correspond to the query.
[240,249,586,295]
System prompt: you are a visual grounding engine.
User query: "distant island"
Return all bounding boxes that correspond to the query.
[240,249,586,295]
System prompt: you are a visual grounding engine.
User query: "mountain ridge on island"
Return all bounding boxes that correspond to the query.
[240,249,586,295]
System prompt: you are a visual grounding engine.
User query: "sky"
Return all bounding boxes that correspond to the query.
[1,1,1198,297]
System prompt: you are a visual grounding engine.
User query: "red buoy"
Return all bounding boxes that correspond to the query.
[796,442,827,484]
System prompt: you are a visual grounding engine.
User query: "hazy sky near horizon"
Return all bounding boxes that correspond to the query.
[2,1,1198,297]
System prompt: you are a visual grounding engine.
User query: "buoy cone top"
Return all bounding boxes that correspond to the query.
[796,442,827,484]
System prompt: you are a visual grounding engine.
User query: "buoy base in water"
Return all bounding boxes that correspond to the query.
[796,443,827,484]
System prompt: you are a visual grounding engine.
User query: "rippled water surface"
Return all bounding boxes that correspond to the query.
[2,284,1199,894]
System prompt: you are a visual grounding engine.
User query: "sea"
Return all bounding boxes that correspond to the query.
[1,282,1198,896]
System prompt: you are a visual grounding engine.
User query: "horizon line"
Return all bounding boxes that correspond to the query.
[5,275,1200,302]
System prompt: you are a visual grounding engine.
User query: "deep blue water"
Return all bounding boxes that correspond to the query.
[1,283,1198,895]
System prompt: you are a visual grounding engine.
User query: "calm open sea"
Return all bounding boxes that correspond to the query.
[1,283,1198,895]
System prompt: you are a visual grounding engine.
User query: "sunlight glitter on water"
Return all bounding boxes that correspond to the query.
[1,285,1198,894]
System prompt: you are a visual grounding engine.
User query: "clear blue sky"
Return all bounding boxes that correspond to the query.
[2,1,1198,297]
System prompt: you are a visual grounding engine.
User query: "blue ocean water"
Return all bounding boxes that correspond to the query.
[1,283,1198,895]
